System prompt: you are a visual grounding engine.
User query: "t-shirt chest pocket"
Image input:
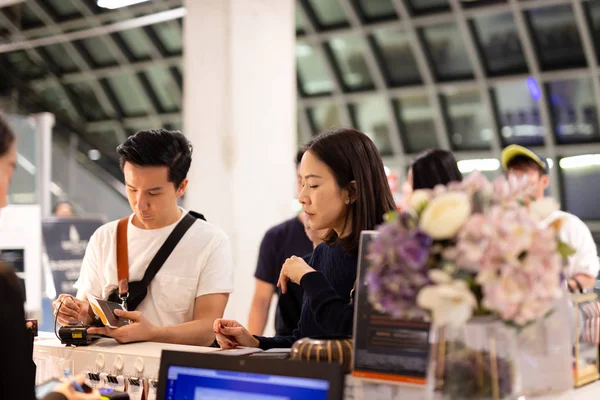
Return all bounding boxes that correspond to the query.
[154,274,197,313]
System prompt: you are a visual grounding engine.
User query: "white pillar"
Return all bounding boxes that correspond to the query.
[33,112,55,218]
[183,0,296,326]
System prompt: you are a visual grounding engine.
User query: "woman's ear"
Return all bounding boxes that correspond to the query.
[346,180,357,204]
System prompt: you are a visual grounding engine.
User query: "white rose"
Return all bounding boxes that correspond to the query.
[428,269,452,284]
[529,197,560,222]
[417,280,477,328]
[408,189,432,213]
[419,192,471,240]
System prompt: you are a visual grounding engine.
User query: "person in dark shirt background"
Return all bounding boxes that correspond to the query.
[248,148,326,336]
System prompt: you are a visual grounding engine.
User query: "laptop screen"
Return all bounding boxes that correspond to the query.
[166,365,331,400]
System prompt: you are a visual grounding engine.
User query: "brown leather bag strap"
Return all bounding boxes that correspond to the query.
[116,216,129,297]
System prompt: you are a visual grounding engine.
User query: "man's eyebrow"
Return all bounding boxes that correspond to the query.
[126,184,164,191]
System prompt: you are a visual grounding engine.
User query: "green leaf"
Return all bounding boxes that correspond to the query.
[503,308,554,333]
[441,261,458,276]
[472,191,485,214]
[415,201,428,216]
[557,240,576,259]
[384,211,398,223]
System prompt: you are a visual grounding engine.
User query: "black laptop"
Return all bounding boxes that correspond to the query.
[157,350,345,400]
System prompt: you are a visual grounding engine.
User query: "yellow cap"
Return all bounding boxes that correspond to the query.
[500,144,548,174]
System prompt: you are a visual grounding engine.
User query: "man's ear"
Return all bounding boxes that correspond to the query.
[176,178,189,198]
[540,174,549,191]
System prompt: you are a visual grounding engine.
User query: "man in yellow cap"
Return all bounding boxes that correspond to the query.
[502,144,599,291]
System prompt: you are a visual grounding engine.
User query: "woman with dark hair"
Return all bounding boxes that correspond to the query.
[0,115,99,400]
[406,148,463,196]
[214,128,396,349]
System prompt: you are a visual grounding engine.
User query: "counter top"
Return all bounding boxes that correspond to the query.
[34,332,600,399]
[345,376,600,400]
[35,332,219,358]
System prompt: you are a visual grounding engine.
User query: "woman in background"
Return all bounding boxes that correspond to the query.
[404,148,463,200]
[0,115,99,400]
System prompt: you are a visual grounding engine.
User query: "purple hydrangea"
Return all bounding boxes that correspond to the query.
[366,218,432,319]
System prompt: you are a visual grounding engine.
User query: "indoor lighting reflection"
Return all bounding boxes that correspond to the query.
[458,157,553,173]
[559,154,600,169]
[457,158,500,173]
[97,0,150,9]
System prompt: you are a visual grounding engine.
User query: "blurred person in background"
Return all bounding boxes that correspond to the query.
[502,144,599,291]
[0,115,100,400]
[401,148,463,204]
[248,147,327,336]
[53,201,74,217]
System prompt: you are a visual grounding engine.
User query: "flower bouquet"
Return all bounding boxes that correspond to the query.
[366,171,574,400]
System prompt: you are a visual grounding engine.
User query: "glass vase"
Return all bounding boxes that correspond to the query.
[426,316,521,400]
[516,296,574,396]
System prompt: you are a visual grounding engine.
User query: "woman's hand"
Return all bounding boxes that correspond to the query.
[51,375,101,400]
[277,256,315,294]
[213,319,259,349]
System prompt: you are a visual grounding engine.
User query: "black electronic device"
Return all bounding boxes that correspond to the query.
[87,297,129,328]
[58,325,104,346]
[157,350,344,400]
[100,388,130,399]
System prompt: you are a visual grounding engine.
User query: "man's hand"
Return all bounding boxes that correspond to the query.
[87,310,156,344]
[52,294,93,326]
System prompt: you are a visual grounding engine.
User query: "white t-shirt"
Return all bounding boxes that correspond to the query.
[74,208,233,327]
[544,210,600,279]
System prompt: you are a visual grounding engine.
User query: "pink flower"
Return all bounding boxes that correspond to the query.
[451,205,562,326]
[450,214,492,273]
[368,169,565,329]
[491,174,536,205]
[459,170,492,197]
[433,184,448,196]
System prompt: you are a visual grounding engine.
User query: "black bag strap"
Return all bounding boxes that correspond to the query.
[139,211,205,287]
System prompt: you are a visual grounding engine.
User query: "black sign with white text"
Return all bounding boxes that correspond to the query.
[42,218,103,296]
[352,231,431,385]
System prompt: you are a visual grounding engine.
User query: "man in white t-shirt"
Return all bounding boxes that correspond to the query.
[52,129,234,346]
[502,144,600,290]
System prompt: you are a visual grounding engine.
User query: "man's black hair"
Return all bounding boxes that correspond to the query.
[0,115,15,158]
[117,129,193,188]
[506,155,547,176]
